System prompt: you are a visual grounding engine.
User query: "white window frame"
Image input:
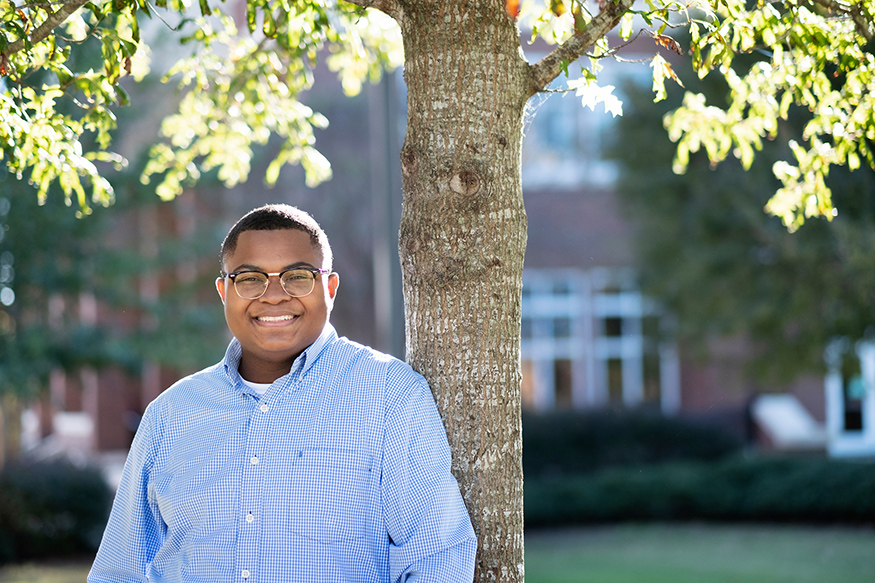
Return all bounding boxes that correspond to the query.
[825,340,875,457]
[521,268,680,413]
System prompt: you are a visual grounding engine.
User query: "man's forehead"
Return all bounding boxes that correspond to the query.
[225,229,323,266]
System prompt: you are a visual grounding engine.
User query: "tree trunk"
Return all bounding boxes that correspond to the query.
[397,3,530,581]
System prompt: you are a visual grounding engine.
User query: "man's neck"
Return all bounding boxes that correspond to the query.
[238,352,302,384]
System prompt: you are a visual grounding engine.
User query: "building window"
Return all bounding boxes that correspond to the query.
[825,340,875,457]
[521,268,679,413]
[521,58,649,191]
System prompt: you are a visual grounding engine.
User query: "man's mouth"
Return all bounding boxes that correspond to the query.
[256,315,298,323]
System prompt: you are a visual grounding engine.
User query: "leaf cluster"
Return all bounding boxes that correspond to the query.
[140,0,402,199]
[668,0,875,230]
[4,0,874,234]
[608,62,875,382]
[521,0,874,232]
[0,0,145,213]
[1,0,402,212]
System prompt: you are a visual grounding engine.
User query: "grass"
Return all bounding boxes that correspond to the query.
[0,559,91,583]
[1,524,873,582]
[525,523,875,583]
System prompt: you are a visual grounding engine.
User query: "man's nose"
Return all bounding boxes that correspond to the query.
[260,275,290,301]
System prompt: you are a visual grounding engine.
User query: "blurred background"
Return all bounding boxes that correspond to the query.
[1,24,874,583]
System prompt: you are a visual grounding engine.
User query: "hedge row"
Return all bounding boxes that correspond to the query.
[523,408,744,479]
[0,459,111,564]
[525,455,875,527]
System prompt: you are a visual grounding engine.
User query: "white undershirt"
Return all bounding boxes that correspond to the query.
[241,379,272,396]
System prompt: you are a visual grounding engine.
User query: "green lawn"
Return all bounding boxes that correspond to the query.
[0,559,91,583]
[1,524,873,582]
[525,523,875,583]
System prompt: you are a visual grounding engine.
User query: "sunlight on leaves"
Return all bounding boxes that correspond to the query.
[569,78,623,117]
[650,53,684,103]
[1,0,874,232]
[669,0,875,228]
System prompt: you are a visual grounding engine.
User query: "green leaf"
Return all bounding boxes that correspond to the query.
[650,54,669,102]
[620,13,634,41]
[263,10,276,38]
[246,1,257,33]
[131,14,140,42]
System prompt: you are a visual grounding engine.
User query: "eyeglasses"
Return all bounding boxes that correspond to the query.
[222,268,329,300]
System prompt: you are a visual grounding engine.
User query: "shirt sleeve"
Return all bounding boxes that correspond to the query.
[382,365,477,583]
[88,404,164,583]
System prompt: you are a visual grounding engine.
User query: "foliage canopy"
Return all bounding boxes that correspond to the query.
[610,59,875,381]
[0,0,872,229]
[665,0,875,231]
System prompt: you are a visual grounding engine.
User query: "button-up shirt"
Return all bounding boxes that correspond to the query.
[88,325,476,583]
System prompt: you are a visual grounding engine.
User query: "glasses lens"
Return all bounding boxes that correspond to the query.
[280,269,316,297]
[233,272,269,299]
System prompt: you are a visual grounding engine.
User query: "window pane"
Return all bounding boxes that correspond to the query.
[643,353,661,404]
[552,280,572,295]
[554,317,572,338]
[521,318,533,339]
[607,358,623,404]
[555,359,573,409]
[843,375,864,432]
[604,317,623,337]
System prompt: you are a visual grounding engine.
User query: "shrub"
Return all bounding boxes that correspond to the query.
[525,455,875,527]
[0,459,111,564]
[523,408,744,479]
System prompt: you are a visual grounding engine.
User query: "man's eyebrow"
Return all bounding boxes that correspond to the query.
[228,263,261,273]
[229,262,317,272]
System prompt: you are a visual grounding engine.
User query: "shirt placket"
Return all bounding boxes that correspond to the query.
[235,395,272,582]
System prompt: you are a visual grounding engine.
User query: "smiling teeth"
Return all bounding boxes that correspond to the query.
[258,315,295,322]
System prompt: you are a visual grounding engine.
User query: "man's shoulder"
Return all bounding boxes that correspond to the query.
[328,335,397,362]
[322,335,423,383]
[150,360,229,406]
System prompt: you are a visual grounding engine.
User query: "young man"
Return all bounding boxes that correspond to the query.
[88,204,477,583]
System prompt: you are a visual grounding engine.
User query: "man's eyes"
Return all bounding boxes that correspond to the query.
[282,271,311,281]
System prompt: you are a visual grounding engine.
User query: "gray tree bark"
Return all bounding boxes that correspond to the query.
[395,3,530,581]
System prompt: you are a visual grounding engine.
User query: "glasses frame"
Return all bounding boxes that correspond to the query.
[221,267,330,300]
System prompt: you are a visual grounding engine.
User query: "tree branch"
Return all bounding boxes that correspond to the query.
[342,0,403,24]
[809,0,874,41]
[527,0,636,96]
[3,0,92,56]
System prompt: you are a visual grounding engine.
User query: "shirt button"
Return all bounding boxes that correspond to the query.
[246,513,254,523]
[260,403,269,413]
[241,569,250,579]
[250,456,259,465]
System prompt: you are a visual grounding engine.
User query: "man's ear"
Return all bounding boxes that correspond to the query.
[216,277,227,305]
[327,272,339,300]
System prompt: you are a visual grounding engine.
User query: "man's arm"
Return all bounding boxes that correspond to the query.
[382,365,477,583]
[88,406,164,583]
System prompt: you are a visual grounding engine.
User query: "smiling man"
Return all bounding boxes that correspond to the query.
[88,204,476,583]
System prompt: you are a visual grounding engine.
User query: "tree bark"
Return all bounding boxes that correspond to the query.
[396,2,530,581]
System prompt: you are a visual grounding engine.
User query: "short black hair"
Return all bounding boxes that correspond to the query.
[220,204,333,271]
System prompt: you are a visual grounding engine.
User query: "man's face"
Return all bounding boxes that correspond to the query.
[216,229,339,383]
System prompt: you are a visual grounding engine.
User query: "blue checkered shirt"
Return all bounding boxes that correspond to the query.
[88,325,476,583]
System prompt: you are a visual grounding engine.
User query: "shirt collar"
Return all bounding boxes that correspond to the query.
[222,323,338,386]
[291,323,337,378]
